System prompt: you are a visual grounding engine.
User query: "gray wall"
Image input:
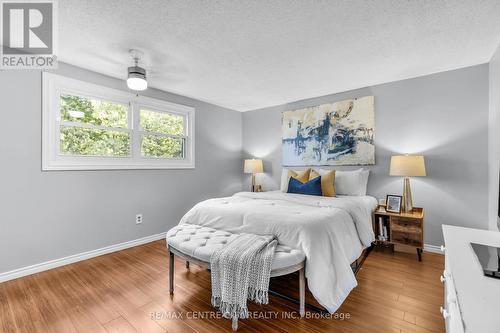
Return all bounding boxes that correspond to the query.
[489,47,500,231]
[0,62,491,274]
[243,64,489,246]
[0,63,242,274]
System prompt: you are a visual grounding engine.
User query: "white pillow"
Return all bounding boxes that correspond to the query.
[280,169,289,192]
[330,168,369,196]
[361,169,369,194]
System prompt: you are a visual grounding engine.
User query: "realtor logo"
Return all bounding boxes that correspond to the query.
[1,0,57,68]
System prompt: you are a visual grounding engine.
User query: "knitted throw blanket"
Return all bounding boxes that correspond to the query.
[210,233,277,321]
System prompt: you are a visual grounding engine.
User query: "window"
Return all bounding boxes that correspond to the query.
[42,73,195,170]
[140,108,185,158]
[59,94,131,157]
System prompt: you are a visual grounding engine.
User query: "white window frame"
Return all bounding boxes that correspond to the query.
[42,72,195,170]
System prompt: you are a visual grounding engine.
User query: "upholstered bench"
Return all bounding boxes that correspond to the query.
[166,224,306,330]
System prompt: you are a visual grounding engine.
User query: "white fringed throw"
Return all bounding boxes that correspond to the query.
[210,233,277,323]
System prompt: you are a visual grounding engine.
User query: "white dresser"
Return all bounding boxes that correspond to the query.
[442,225,500,333]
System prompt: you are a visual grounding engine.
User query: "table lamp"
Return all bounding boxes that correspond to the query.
[389,155,426,212]
[244,159,263,192]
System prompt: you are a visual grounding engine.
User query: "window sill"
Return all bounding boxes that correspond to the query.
[42,163,196,171]
[42,156,195,170]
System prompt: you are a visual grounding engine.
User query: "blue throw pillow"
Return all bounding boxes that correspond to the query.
[287,176,322,196]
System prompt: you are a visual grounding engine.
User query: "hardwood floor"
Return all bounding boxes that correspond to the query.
[0,241,444,333]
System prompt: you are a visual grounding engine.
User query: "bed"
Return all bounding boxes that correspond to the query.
[178,190,378,313]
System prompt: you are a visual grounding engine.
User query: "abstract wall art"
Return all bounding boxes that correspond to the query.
[282,96,375,166]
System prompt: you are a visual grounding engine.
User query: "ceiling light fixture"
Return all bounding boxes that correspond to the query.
[127,49,148,91]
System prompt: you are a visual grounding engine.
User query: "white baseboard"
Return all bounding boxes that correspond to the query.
[424,243,443,254]
[0,232,167,283]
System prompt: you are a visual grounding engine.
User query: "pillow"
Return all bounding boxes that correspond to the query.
[287,176,322,196]
[330,168,369,196]
[360,169,369,194]
[280,168,311,192]
[309,169,336,197]
[289,169,311,183]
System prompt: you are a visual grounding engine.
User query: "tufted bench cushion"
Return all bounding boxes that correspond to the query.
[166,223,307,330]
[166,224,306,271]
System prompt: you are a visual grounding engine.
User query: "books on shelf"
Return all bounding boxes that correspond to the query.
[378,216,388,241]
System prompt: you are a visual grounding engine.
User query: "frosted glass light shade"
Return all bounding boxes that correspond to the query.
[244,159,263,174]
[389,155,426,177]
[127,65,148,91]
[127,77,148,91]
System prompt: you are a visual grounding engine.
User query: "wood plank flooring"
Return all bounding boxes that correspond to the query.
[0,241,444,333]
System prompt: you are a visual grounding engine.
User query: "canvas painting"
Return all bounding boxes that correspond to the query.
[282,96,375,166]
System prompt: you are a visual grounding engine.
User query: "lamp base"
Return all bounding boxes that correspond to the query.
[402,177,413,213]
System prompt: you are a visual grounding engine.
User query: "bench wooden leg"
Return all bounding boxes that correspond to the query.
[186,260,190,269]
[299,267,305,317]
[231,317,238,331]
[169,251,174,294]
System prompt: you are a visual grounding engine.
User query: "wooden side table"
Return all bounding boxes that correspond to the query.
[373,207,425,261]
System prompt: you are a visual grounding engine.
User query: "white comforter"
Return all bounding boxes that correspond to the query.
[179,191,377,313]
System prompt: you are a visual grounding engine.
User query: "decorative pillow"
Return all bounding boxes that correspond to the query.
[309,169,336,197]
[287,176,322,196]
[280,168,311,191]
[289,169,311,183]
[333,168,370,196]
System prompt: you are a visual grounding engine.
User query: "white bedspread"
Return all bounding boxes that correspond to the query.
[179,191,377,313]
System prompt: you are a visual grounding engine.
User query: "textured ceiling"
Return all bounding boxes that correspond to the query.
[59,0,500,111]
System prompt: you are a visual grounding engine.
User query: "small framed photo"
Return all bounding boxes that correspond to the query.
[386,195,402,213]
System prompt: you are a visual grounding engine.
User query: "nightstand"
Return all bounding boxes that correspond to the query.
[373,207,424,261]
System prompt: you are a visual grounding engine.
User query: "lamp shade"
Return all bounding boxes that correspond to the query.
[127,77,148,91]
[244,159,263,174]
[389,155,426,177]
[127,65,148,91]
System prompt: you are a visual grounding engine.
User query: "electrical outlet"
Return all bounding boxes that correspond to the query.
[136,214,143,224]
